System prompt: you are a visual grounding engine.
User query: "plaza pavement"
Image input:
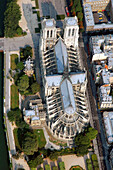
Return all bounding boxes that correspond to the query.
[17,0,38,34]
[61,155,86,170]
[38,0,66,19]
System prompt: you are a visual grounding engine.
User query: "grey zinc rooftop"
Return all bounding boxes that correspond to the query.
[70,72,86,84]
[46,75,62,87]
[83,4,94,27]
[55,38,69,73]
[103,112,113,143]
[60,78,76,114]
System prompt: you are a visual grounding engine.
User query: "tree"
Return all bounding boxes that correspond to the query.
[69,0,73,7]
[49,152,59,161]
[24,46,32,58]
[16,27,23,36]
[77,12,83,21]
[75,127,98,156]
[15,117,29,129]
[20,46,32,60]
[75,127,98,146]
[59,162,65,170]
[86,127,98,140]
[7,110,16,122]
[75,145,89,156]
[39,149,48,158]
[16,61,24,70]
[17,74,29,92]
[4,1,21,37]
[38,168,43,170]
[22,131,38,155]
[31,82,40,94]
[7,109,22,122]
[28,155,43,168]
[53,167,58,170]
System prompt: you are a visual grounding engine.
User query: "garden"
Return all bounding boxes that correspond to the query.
[69,0,84,32]
[91,154,99,170]
[4,0,27,37]
[70,165,83,170]
[86,154,99,170]
[11,84,19,110]
[36,129,46,148]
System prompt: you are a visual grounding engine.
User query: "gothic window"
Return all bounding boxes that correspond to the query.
[68,29,71,36]
[72,28,75,36]
[47,30,49,38]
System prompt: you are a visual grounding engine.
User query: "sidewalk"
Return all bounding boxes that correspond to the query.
[43,127,61,150]
[4,50,30,170]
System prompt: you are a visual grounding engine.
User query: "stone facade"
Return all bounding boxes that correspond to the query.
[39,17,90,141]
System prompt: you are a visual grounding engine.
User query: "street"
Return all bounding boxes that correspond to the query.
[79,34,111,170]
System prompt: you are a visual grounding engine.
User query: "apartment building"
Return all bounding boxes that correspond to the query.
[90,35,113,109]
[83,0,113,31]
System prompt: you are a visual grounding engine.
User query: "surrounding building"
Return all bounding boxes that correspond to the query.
[23,98,46,126]
[90,35,113,109]
[39,17,90,142]
[103,111,113,144]
[83,0,113,31]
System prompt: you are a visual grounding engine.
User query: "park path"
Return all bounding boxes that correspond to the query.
[3,0,40,169]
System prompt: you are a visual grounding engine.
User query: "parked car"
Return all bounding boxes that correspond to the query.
[65,6,69,17]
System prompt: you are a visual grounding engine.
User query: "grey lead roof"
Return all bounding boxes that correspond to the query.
[55,38,69,73]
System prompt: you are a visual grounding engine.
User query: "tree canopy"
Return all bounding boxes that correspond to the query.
[22,130,38,155]
[7,109,22,122]
[7,109,29,128]
[20,46,32,60]
[31,82,40,94]
[86,127,98,140]
[4,0,21,37]
[49,152,59,161]
[28,155,43,168]
[16,61,24,70]
[75,127,98,156]
[17,74,29,92]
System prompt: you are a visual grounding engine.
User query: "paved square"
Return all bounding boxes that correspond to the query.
[17,0,38,33]
[38,0,66,19]
[61,155,86,170]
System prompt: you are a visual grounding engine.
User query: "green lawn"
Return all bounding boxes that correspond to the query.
[59,162,65,170]
[86,159,93,170]
[56,15,65,20]
[36,129,46,148]
[11,84,19,110]
[70,165,83,170]
[91,154,99,170]
[45,164,50,170]
[13,128,22,151]
[10,54,18,70]
[53,166,58,170]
